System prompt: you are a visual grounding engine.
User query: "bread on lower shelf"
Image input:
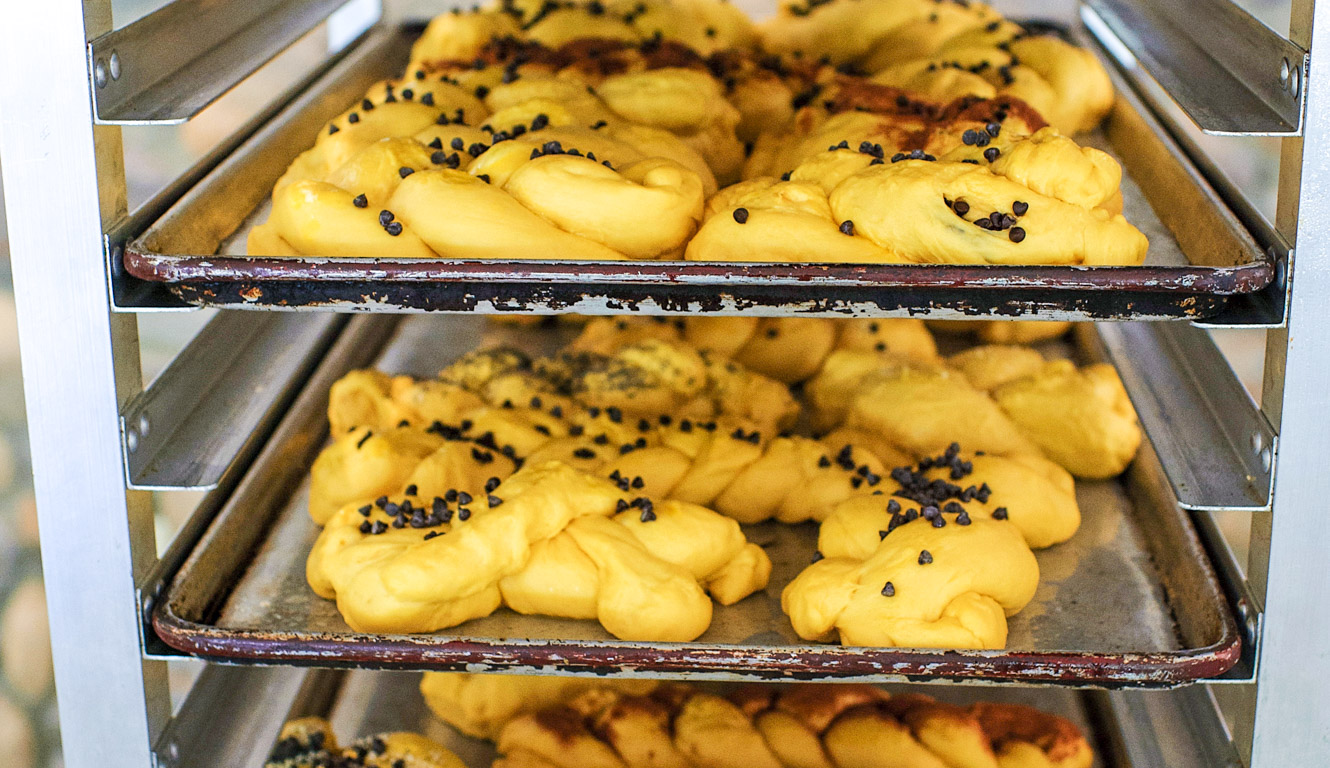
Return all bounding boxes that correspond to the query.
[265,716,466,768]
[415,674,1095,768]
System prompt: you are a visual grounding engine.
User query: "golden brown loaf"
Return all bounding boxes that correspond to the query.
[436,678,1096,768]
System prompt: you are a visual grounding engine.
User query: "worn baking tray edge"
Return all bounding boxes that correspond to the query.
[151,317,1240,687]
[121,26,1271,319]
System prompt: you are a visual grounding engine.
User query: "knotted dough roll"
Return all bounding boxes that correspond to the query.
[782,507,1038,648]
[307,460,768,639]
[418,673,659,740]
[819,448,1081,553]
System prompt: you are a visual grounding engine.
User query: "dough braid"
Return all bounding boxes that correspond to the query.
[264,716,466,768]
[311,356,888,527]
[760,0,1113,136]
[307,460,770,639]
[561,316,1140,479]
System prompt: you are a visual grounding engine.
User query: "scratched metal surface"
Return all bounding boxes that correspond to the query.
[319,671,1118,768]
[154,315,1237,685]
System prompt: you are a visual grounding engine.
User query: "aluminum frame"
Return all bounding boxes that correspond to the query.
[2,0,1329,766]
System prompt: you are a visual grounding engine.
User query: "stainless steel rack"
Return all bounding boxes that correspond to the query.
[0,0,1325,766]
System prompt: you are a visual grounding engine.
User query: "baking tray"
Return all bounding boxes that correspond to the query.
[275,669,1127,768]
[122,25,1271,320]
[152,315,1240,686]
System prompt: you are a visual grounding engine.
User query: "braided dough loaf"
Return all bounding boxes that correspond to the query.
[760,0,1113,136]
[307,460,769,638]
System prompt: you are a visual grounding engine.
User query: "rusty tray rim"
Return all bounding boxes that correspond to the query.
[149,316,1241,687]
[119,24,1274,317]
[124,251,1273,294]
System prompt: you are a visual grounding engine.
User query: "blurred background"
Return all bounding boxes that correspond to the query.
[0,0,1292,765]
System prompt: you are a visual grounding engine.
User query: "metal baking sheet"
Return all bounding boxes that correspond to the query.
[277,669,1124,768]
[152,315,1240,686]
[122,26,1271,320]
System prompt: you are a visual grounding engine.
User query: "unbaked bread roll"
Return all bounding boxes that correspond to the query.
[306,461,767,639]
[992,361,1142,479]
[419,673,659,740]
[760,0,1113,136]
[782,506,1038,648]
[819,447,1080,553]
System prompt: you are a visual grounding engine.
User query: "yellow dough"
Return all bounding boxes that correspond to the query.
[845,366,1042,459]
[947,345,1049,392]
[828,157,1147,266]
[783,512,1038,648]
[419,673,658,740]
[819,450,1080,555]
[993,361,1142,479]
[307,461,767,639]
[927,320,1073,345]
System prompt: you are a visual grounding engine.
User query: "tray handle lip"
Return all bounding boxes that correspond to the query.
[123,245,1275,296]
[149,592,1242,686]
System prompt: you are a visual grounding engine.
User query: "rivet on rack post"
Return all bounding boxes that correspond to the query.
[125,426,138,453]
[137,414,150,439]
[109,51,121,81]
[1260,446,1272,473]
[1280,58,1291,87]
[1250,432,1264,456]
[1290,64,1301,98]
[93,59,108,89]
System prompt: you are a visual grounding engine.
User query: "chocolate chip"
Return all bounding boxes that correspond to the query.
[733,207,749,224]
[811,551,824,562]
[918,550,933,565]
[984,147,1000,162]
[881,582,895,597]
[992,507,1009,520]
[1012,201,1029,216]
[488,495,503,507]
[378,210,394,226]
[1009,226,1026,243]
[839,220,855,236]
[952,200,970,216]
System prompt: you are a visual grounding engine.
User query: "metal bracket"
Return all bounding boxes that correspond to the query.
[120,312,346,490]
[1191,511,1261,684]
[88,0,354,124]
[153,666,311,768]
[1082,0,1307,136]
[1094,322,1277,512]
